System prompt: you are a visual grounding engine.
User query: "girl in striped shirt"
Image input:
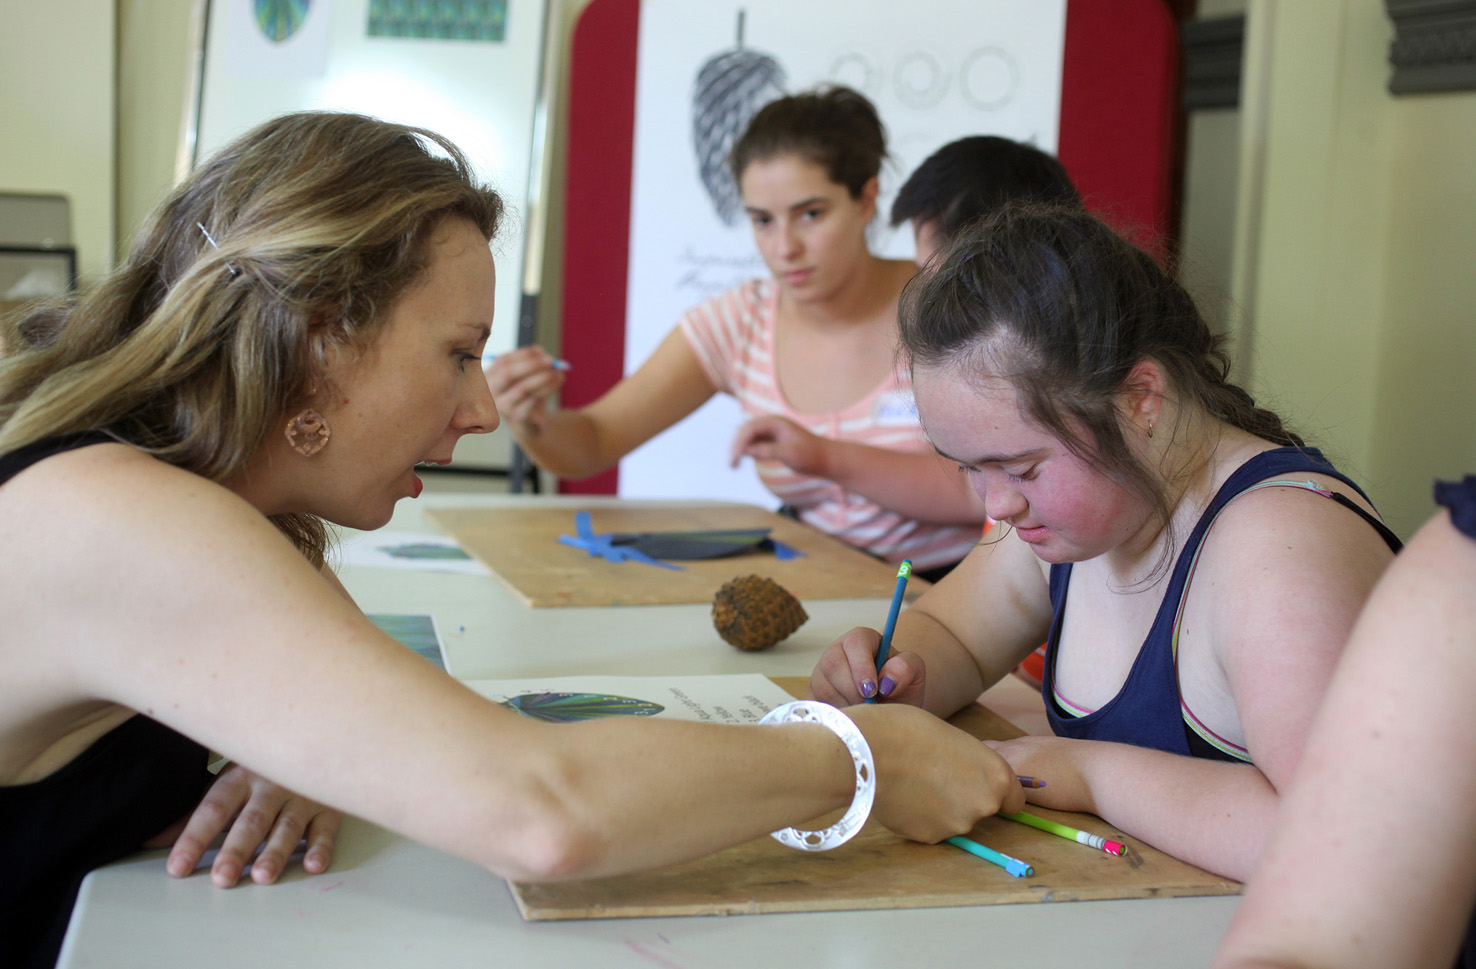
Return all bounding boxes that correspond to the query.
[487,87,986,579]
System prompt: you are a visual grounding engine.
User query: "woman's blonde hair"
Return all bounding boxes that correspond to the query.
[0,111,505,564]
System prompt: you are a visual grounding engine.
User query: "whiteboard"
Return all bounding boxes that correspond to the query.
[193,0,553,469]
[619,0,1067,505]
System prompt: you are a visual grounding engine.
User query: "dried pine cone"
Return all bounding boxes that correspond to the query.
[712,575,808,651]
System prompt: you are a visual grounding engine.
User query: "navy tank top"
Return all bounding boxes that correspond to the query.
[1041,447,1401,761]
[0,433,212,969]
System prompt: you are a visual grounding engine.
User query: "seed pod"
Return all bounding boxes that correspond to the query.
[712,574,808,651]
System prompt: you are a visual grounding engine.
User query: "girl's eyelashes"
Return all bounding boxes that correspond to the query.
[455,351,479,371]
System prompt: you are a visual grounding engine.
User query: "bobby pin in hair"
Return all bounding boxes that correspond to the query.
[197,222,241,276]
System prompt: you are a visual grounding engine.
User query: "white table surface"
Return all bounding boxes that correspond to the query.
[58,492,1238,968]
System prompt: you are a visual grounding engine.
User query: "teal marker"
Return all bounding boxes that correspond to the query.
[946,836,1034,877]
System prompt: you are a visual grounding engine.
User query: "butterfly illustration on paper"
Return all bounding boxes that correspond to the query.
[499,693,665,723]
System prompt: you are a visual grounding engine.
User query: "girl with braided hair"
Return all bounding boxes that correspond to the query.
[808,202,1401,881]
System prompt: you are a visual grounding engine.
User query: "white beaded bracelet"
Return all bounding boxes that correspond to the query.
[759,700,876,851]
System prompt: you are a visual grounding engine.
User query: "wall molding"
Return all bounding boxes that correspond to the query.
[1387,0,1476,94]
[1181,16,1245,110]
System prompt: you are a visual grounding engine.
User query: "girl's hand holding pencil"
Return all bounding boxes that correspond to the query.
[482,345,567,428]
[863,561,914,704]
[807,624,923,705]
[807,566,933,711]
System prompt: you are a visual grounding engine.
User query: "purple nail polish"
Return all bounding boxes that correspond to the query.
[861,680,877,698]
[879,675,896,696]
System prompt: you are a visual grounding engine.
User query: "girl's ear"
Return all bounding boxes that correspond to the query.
[858,176,881,219]
[1119,358,1166,436]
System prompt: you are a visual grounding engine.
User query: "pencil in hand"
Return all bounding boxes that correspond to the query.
[865,560,912,705]
[484,352,572,371]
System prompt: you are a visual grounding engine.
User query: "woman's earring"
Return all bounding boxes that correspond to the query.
[285,409,331,456]
[1146,420,1155,440]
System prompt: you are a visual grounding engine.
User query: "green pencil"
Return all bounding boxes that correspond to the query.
[1002,811,1127,856]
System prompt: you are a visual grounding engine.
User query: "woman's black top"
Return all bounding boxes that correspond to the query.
[0,433,211,968]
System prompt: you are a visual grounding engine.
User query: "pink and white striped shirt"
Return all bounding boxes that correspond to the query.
[678,278,979,570]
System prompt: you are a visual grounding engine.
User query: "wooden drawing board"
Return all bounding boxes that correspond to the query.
[424,503,932,607]
[508,677,1240,920]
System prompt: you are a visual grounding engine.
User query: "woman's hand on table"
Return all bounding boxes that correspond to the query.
[158,764,341,887]
[484,346,565,432]
[809,625,928,707]
[847,703,1026,842]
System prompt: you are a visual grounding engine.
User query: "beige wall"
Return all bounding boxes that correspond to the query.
[1179,109,1241,341]
[1370,90,1476,537]
[1237,2,1392,488]
[0,0,115,281]
[1233,0,1476,537]
[115,0,198,250]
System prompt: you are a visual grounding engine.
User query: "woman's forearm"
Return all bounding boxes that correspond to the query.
[507,407,615,480]
[1059,740,1279,882]
[820,439,987,524]
[444,713,857,881]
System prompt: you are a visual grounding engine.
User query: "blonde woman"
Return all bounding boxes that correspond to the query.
[0,112,1026,969]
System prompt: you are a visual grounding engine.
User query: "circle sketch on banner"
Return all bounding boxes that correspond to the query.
[893,49,950,110]
[828,50,884,100]
[960,46,1020,111]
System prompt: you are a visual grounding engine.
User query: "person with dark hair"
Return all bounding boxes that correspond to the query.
[0,111,1028,969]
[1212,478,1476,969]
[807,202,1401,881]
[890,135,1084,686]
[487,86,986,580]
[890,135,1081,267]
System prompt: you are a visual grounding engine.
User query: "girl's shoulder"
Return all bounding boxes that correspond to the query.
[1188,446,1397,615]
[1206,444,1385,535]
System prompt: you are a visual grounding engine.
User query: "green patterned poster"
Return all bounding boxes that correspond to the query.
[368,0,507,41]
[255,0,312,42]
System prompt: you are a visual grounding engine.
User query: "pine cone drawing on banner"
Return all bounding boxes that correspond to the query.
[691,11,787,225]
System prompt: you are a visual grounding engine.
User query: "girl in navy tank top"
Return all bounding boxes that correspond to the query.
[808,204,1399,882]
